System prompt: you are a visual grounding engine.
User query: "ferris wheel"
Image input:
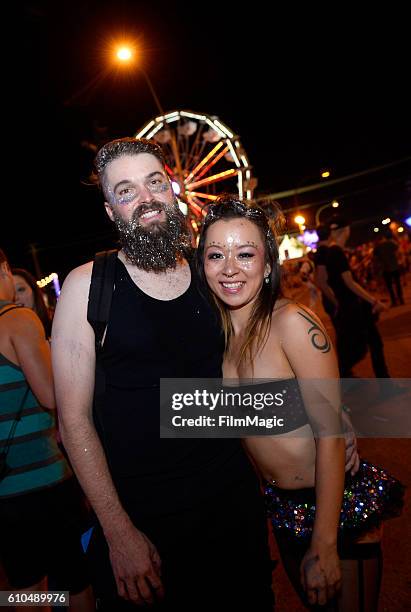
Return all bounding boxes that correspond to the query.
[135,110,257,224]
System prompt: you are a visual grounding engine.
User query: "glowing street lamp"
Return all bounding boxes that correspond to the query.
[321,170,331,179]
[116,46,133,61]
[294,214,306,234]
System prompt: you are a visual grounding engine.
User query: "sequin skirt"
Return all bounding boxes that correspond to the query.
[264,459,405,541]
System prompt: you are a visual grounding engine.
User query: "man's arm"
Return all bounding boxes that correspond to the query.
[51,263,163,605]
[314,265,339,310]
[341,270,386,313]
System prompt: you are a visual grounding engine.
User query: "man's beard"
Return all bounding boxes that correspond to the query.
[111,199,192,273]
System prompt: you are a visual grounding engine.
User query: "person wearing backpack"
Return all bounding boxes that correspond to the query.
[51,138,274,611]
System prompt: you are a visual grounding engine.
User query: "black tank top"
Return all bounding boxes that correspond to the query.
[95,258,257,520]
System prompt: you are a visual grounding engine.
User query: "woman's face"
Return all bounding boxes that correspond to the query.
[13,275,35,309]
[203,218,270,310]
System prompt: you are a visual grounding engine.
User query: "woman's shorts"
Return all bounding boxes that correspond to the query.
[0,477,91,593]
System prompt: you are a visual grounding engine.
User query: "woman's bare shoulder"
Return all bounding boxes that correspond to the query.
[271,299,324,332]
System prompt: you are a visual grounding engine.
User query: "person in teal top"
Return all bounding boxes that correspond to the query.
[0,248,94,611]
[0,330,69,497]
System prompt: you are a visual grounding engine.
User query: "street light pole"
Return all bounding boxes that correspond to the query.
[138,67,165,116]
[115,45,183,179]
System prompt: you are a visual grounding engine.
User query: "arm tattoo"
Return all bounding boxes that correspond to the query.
[298,310,331,353]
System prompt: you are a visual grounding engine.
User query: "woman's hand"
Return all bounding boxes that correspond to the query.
[300,543,341,606]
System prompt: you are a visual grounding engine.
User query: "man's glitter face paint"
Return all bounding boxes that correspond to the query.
[107,172,171,206]
[103,153,173,209]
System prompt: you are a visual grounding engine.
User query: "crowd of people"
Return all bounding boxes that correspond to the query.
[1,137,406,611]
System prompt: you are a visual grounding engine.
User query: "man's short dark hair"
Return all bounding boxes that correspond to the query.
[95,138,166,177]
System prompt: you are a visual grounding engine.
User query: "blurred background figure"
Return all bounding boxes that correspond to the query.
[298,259,319,309]
[1,249,94,612]
[320,215,389,378]
[12,268,53,338]
[313,224,339,320]
[373,229,405,307]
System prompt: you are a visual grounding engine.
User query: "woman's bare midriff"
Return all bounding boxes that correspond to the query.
[244,424,317,489]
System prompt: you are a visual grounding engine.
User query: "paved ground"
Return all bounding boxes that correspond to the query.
[273,274,411,610]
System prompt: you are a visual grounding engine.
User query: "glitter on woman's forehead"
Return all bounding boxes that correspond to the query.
[207,241,260,250]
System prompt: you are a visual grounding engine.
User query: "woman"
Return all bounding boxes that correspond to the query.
[0,254,94,611]
[197,197,403,611]
[12,268,52,338]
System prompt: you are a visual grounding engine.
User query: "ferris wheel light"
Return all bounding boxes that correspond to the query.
[136,109,256,218]
[382,217,391,225]
[135,121,155,138]
[227,141,241,167]
[205,118,225,138]
[213,119,233,138]
[172,181,181,195]
[145,122,164,139]
[180,111,207,121]
[164,111,180,120]
[397,226,404,233]
[178,200,188,215]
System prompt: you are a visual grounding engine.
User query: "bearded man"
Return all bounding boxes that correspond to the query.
[51,139,274,612]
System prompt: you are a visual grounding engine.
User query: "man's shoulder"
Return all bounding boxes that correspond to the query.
[62,262,94,291]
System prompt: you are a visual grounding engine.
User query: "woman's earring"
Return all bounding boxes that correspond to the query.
[264,275,270,284]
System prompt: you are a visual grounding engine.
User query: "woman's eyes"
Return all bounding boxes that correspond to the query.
[238,252,254,259]
[207,252,255,260]
[207,253,223,260]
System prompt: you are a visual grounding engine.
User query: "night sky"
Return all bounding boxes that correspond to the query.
[6,1,411,279]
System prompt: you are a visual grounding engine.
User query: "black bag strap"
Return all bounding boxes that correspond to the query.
[0,305,21,318]
[0,385,30,460]
[86,251,118,481]
[87,249,118,352]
